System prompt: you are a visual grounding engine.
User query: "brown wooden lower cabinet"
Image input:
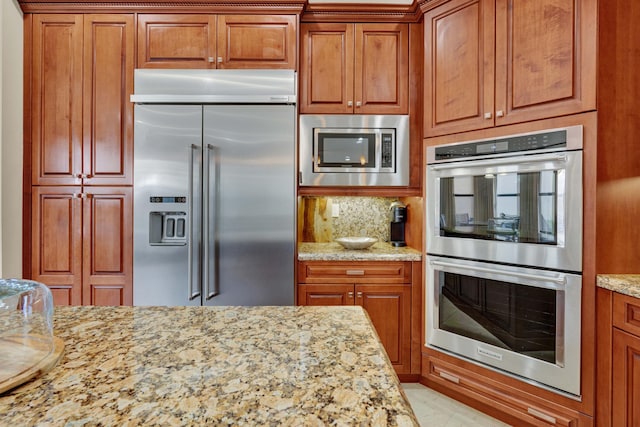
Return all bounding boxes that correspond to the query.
[612,329,640,427]
[31,186,133,306]
[598,289,640,427]
[297,260,415,376]
[422,356,589,426]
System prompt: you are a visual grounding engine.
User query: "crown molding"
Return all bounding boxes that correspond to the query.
[417,0,450,13]
[301,2,423,22]
[18,0,428,20]
[17,0,306,14]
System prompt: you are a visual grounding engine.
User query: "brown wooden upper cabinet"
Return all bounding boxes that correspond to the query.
[300,23,409,114]
[423,0,596,137]
[28,14,134,306]
[137,14,296,69]
[30,14,134,186]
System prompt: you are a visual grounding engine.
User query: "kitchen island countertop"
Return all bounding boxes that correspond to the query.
[0,305,418,426]
[298,242,422,262]
[597,274,640,299]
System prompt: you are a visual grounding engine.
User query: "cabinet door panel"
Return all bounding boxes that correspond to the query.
[612,329,640,427]
[217,15,295,69]
[49,287,74,307]
[31,15,83,185]
[424,0,495,136]
[300,23,354,114]
[297,284,354,306]
[83,15,134,185]
[137,14,216,68]
[495,0,596,125]
[355,24,408,114]
[357,284,411,372]
[31,187,82,305]
[83,187,133,306]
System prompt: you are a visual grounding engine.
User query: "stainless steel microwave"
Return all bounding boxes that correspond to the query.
[299,115,409,186]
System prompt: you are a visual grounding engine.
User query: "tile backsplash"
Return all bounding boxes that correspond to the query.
[299,196,399,243]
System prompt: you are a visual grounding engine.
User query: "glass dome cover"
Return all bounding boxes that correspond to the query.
[0,279,56,389]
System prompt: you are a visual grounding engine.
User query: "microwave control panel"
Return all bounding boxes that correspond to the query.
[381,133,394,168]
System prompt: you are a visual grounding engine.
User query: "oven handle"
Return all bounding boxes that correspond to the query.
[430,260,567,286]
[429,153,567,170]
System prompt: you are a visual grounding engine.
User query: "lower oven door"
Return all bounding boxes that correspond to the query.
[426,255,582,397]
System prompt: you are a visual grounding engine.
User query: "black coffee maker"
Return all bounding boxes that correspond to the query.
[389,201,407,247]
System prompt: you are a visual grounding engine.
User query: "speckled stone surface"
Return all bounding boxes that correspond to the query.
[298,242,422,262]
[597,275,640,299]
[0,305,418,426]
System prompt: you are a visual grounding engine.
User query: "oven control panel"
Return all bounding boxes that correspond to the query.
[434,129,567,161]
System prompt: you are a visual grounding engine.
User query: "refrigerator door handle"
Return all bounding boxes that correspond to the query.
[204,144,220,300]
[188,144,201,301]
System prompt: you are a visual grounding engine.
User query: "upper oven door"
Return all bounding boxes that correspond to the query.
[426,150,582,272]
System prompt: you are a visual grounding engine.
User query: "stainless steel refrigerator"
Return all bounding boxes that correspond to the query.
[131,69,296,306]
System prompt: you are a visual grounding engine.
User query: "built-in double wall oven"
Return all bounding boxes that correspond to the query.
[425,125,584,397]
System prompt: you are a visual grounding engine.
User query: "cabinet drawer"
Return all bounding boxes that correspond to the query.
[613,292,640,337]
[425,357,580,426]
[298,261,411,284]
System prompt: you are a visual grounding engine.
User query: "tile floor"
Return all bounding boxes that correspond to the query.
[401,383,511,427]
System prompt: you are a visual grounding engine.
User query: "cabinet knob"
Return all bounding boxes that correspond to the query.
[348,292,354,298]
[496,110,504,118]
[76,173,91,179]
[484,112,492,119]
[217,57,223,63]
[356,292,363,298]
[347,101,353,107]
[356,101,362,108]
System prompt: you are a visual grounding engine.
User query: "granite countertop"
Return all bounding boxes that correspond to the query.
[597,274,640,299]
[0,305,418,426]
[298,242,422,262]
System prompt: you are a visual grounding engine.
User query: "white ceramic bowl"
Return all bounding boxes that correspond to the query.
[335,237,378,250]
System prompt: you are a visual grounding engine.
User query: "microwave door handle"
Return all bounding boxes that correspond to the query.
[430,260,567,287]
[430,153,567,171]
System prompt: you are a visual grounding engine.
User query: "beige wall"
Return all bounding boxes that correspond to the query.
[0,0,23,278]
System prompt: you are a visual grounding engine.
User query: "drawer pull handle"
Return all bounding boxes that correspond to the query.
[527,407,557,425]
[346,270,365,276]
[438,371,460,384]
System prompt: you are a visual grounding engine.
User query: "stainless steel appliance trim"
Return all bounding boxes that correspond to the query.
[430,153,567,170]
[425,255,582,397]
[188,144,200,301]
[299,114,409,187]
[130,94,297,104]
[430,259,566,286]
[130,69,297,104]
[426,125,583,164]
